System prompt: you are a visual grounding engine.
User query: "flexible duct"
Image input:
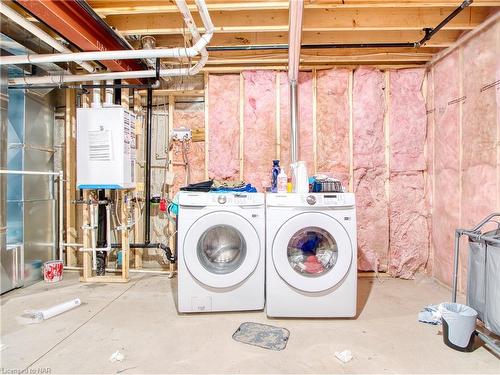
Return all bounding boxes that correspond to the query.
[4,0,214,86]
[0,2,95,73]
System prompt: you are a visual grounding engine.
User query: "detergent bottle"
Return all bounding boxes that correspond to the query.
[277,168,288,193]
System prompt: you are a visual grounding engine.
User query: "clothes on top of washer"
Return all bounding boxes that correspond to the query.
[180,179,258,193]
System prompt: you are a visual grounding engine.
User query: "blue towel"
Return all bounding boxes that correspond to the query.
[212,183,257,193]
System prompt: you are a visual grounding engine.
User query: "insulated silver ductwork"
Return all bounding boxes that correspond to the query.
[3,0,214,86]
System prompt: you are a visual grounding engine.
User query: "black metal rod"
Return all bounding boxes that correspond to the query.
[145,87,153,244]
[206,1,472,51]
[418,0,473,45]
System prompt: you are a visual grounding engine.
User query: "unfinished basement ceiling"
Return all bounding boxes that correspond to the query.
[85,0,500,69]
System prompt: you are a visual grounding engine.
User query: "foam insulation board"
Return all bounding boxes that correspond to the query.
[389,68,427,172]
[243,71,276,191]
[172,109,205,194]
[389,172,429,279]
[316,69,350,185]
[208,74,240,180]
[279,71,314,174]
[352,67,389,271]
[431,51,461,286]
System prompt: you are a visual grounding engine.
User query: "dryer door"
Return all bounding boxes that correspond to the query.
[272,212,353,293]
[183,211,261,288]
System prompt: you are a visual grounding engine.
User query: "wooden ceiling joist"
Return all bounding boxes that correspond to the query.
[104,7,491,35]
[87,1,500,16]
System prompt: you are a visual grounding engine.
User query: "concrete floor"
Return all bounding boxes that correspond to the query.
[1,272,498,374]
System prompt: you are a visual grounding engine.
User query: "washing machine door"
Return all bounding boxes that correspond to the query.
[272,212,353,293]
[183,211,261,288]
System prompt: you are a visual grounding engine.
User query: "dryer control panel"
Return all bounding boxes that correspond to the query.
[266,193,355,208]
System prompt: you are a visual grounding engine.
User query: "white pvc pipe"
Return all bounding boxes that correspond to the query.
[0,2,95,73]
[105,80,114,105]
[0,169,59,176]
[6,0,214,86]
[91,82,101,108]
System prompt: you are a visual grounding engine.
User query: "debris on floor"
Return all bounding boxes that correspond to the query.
[232,322,290,351]
[334,350,353,363]
[24,298,82,323]
[418,303,443,325]
[109,350,125,363]
[0,343,8,352]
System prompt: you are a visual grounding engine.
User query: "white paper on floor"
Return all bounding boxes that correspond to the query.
[109,350,125,363]
[334,350,353,363]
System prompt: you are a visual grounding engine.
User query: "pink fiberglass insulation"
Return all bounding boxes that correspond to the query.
[316,69,350,184]
[208,74,240,180]
[353,67,386,170]
[352,67,389,271]
[389,172,429,279]
[172,109,205,194]
[354,168,389,271]
[389,68,427,172]
[243,70,276,191]
[431,51,460,286]
[459,23,499,288]
[279,71,314,174]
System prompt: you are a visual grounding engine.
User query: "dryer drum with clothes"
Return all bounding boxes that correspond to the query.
[266,193,357,318]
[176,192,265,313]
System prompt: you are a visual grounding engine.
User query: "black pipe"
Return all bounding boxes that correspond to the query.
[418,0,473,45]
[145,87,153,244]
[96,189,107,275]
[206,0,472,51]
[111,243,176,262]
[114,79,122,105]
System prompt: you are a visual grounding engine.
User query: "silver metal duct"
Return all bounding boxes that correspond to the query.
[0,67,7,256]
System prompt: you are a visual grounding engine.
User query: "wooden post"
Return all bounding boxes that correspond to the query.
[348,70,354,192]
[275,71,281,160]
[239,73,244,180]
[168,96,175,273]
[121,190,130,280]
[133,91,143,268]
[204,72,209,180]
[312,69,318,175]
[81,191,92,280]
[65,89,77,266]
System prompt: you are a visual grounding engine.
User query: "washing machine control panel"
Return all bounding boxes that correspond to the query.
[301,193,346,206]
[179,192,265,207]
[306,195,316,205]
[322,194,345,205]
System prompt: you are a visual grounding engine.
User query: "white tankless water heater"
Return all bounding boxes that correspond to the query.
[77,106,136,189]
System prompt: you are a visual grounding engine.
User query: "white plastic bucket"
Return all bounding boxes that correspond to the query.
[440,302,477,351]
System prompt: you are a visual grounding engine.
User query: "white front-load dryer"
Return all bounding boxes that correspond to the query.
[266,193,357,317]
[177,191,265,313]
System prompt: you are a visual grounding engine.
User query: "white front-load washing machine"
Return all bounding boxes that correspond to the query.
[266,193,357,317]
[177,191,265,313]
